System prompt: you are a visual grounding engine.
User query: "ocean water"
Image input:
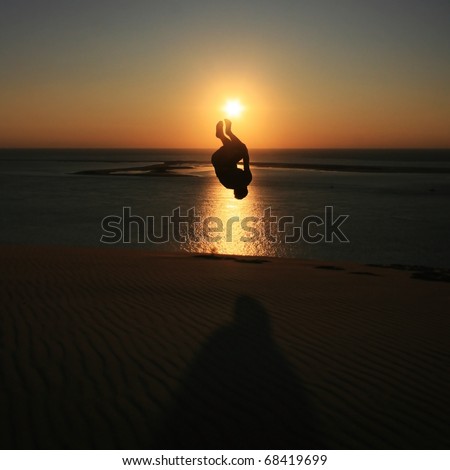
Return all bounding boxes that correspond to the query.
[1,148,450,267]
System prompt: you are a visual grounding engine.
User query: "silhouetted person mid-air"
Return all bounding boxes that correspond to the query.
[211,119,252,199]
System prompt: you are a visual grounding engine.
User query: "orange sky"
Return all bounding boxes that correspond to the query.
[1,1,449,148]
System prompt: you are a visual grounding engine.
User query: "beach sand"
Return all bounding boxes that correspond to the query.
[1,245,449,449]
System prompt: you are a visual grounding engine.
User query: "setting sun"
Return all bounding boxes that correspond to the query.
[224,100,244,118]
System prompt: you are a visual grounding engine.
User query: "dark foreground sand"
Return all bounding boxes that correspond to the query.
[1,245,449,449]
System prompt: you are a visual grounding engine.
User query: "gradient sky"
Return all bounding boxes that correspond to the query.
[1,0,449,148]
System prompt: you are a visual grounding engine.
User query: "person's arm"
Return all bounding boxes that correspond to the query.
[242,146,250,172]
[242,146,252,184]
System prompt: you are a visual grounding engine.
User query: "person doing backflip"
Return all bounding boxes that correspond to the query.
[211,119,252,199]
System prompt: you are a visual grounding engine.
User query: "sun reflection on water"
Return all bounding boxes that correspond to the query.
[182,178,286,257]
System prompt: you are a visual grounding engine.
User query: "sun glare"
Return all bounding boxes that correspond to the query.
[224,100,244,118]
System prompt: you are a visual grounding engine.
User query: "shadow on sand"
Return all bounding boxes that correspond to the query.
[156,295,322,449]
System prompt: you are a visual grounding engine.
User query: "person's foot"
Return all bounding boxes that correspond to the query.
[216,120,224,139]
[224,119,232,135]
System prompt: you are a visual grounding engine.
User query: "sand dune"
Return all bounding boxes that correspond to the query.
[1,245,449,449]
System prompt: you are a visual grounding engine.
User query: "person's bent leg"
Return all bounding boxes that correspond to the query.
[216,121,232,146]
[224,119,244,145]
